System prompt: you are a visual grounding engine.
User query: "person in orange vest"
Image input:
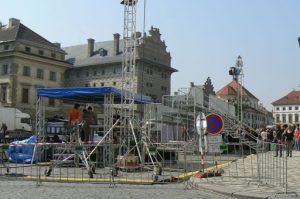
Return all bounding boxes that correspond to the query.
[69,104,81,125]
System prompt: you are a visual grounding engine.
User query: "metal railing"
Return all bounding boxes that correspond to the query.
[0,140,289,192]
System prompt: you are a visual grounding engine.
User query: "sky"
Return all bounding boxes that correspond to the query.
[1,0,300,111]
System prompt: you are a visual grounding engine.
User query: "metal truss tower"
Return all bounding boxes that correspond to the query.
[235,56,244,130]
[120,0,143,164]
[121,0,138,120]
[229,56,244,132]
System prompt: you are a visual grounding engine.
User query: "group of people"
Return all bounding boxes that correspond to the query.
[259,124,300,157]
[69,104,97,142]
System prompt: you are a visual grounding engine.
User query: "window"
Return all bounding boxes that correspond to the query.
[23,66,31,77]
[93,83,96,87]
[161,73,167,78]
[2,64,8,75]
[146,82,153,87]
[49,71,56,81]
[4,45,9,50]
[276,107,279,111]
[113,68,117,74]
[289,107,292,111]
[101,70,105,75]
[295,114,299,123]
[25,46,31,52]
[93,71,97,76]
[86,72,89,77]
[36,69,44,79]
[22,88,29,104]
[282,107,286,111]
[38,50,44,56]
[76,72,80,78]
[101,82,104,86]
[48,98,55,106]
[282,114,286,123]
[295,106,299,110]
[99,48,107,56]
[51,53,56,58]
[113,82,116,86]
[1,86,7,102]
[288,114,293,123]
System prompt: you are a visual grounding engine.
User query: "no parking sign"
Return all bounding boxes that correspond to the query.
[206,114,224,135]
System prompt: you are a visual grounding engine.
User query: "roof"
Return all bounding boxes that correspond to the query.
[37,87,152,104]
[272,90,300,106]
[0,20,65,53]
[216,80,258,100]
[63,40,123,66]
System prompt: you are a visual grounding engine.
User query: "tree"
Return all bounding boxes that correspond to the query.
[203,77,215,95]
[0,21,5,29]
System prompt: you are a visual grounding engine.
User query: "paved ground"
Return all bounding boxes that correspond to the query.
[190,150,300,199]
[0,181,232,199]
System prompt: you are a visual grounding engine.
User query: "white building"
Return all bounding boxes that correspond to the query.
[272,90,300,125]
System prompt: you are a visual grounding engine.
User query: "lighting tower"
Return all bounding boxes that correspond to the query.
[229,56,244,131]
[120,0,143,163]
[121,0,138,120]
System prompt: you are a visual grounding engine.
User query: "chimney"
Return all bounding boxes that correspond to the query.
[53,42,61,48]
[8,18,20,28]
[113,33,120,55]
[87,38,94,57]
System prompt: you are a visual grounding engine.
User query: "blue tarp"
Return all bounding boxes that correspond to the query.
[37,87,152,104]
[7,136,36,164]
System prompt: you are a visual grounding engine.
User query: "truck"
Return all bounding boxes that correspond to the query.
[0,107,32,139]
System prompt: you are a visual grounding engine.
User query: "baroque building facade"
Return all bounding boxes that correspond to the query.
[0,18,72,116]
[63,26,177,104]
[272,90,300,125]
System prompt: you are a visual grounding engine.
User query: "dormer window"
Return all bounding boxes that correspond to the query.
[4,45,9,50]
[99,48,107,57]
[38,50,44,56]
[25,46,31,52]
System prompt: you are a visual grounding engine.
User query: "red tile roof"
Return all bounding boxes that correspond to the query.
[216,80,258,100]
[272,90,300,105]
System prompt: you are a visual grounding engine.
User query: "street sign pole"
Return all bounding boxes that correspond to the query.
[196,112,207,152]
[196,112,207,171]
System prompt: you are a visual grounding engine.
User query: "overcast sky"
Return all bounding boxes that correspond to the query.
[2,0,300,110]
